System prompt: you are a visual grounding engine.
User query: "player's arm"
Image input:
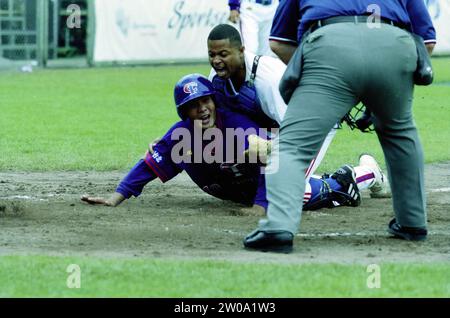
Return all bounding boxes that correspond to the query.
[81,159,157,207]
[426,43,435,55]
[254,56,287,123]
[269,41,297,64]
[228,0,240,23]
[251,174,268,216]
[269,0,299,63]
[82,122,184,207]
[406,0,436,55]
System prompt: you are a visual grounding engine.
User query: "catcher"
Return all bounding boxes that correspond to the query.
[81,74,388,214]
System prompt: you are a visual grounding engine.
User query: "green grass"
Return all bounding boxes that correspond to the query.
[1,58,450,172]
[0,65,211,171]
[432,56,450,82]
[1,61,449,298]
[0,256,448,297]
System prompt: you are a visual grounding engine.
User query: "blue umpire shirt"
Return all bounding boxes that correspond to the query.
[270,0,436,45]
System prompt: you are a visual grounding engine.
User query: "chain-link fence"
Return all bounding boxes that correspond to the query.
[0,0,87,70]
[0,0,38,69]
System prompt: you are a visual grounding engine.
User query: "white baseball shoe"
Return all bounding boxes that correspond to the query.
[358,154,392,198]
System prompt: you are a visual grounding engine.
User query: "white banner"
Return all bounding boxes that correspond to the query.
[93,0,450,63]
[93,0,229,63]
[426,0,450,54]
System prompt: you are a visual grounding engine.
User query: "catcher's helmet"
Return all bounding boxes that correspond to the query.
[174,73,215,120]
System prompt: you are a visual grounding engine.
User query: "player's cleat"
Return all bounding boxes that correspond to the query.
[331,165,361,207]
[387,219,427,241]
[358,154,391,198]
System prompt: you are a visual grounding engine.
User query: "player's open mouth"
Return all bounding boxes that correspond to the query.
[200,114,211,125]
[215,67,228,77]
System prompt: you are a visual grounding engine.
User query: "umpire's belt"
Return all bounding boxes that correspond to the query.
[309,15,408,34]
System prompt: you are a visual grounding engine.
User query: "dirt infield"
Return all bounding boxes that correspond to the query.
[1,163,449,264]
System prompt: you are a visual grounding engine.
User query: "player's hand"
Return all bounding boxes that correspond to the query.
[244,134,271,164]
[229,10,240,23]
[81,195,111,205]
[81,192,125,207]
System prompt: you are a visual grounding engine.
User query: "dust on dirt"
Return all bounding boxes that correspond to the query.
[0,164,449,264]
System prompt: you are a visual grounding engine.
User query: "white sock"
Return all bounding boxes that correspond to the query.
[354,165,375,191]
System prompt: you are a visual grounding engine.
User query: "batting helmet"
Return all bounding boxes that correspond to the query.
[174,73,215,119]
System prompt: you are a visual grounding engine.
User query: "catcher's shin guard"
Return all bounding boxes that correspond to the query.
[330,165,361,207]
[303,178,336,211]
[303,165,361,211]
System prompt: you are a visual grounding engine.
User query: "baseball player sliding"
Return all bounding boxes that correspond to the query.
[82,74,388,215]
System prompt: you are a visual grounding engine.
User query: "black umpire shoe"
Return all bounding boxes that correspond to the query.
[243,229,294,253]
[388,218,428,241]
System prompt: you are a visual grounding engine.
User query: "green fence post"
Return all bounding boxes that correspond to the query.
[36,0,49,67]
[86,0,95,66]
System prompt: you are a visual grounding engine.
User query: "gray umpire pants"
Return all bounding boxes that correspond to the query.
[260,22,426,234]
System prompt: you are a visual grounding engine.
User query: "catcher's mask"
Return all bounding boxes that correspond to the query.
[341,104,375,133]
[174,73,215,120]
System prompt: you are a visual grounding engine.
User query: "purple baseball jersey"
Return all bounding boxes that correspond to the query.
[116,108,269,207]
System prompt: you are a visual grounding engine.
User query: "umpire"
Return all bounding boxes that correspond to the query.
[244,0,436,253]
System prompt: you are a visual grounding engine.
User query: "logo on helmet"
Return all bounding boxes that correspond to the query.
[183,82,198,95]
